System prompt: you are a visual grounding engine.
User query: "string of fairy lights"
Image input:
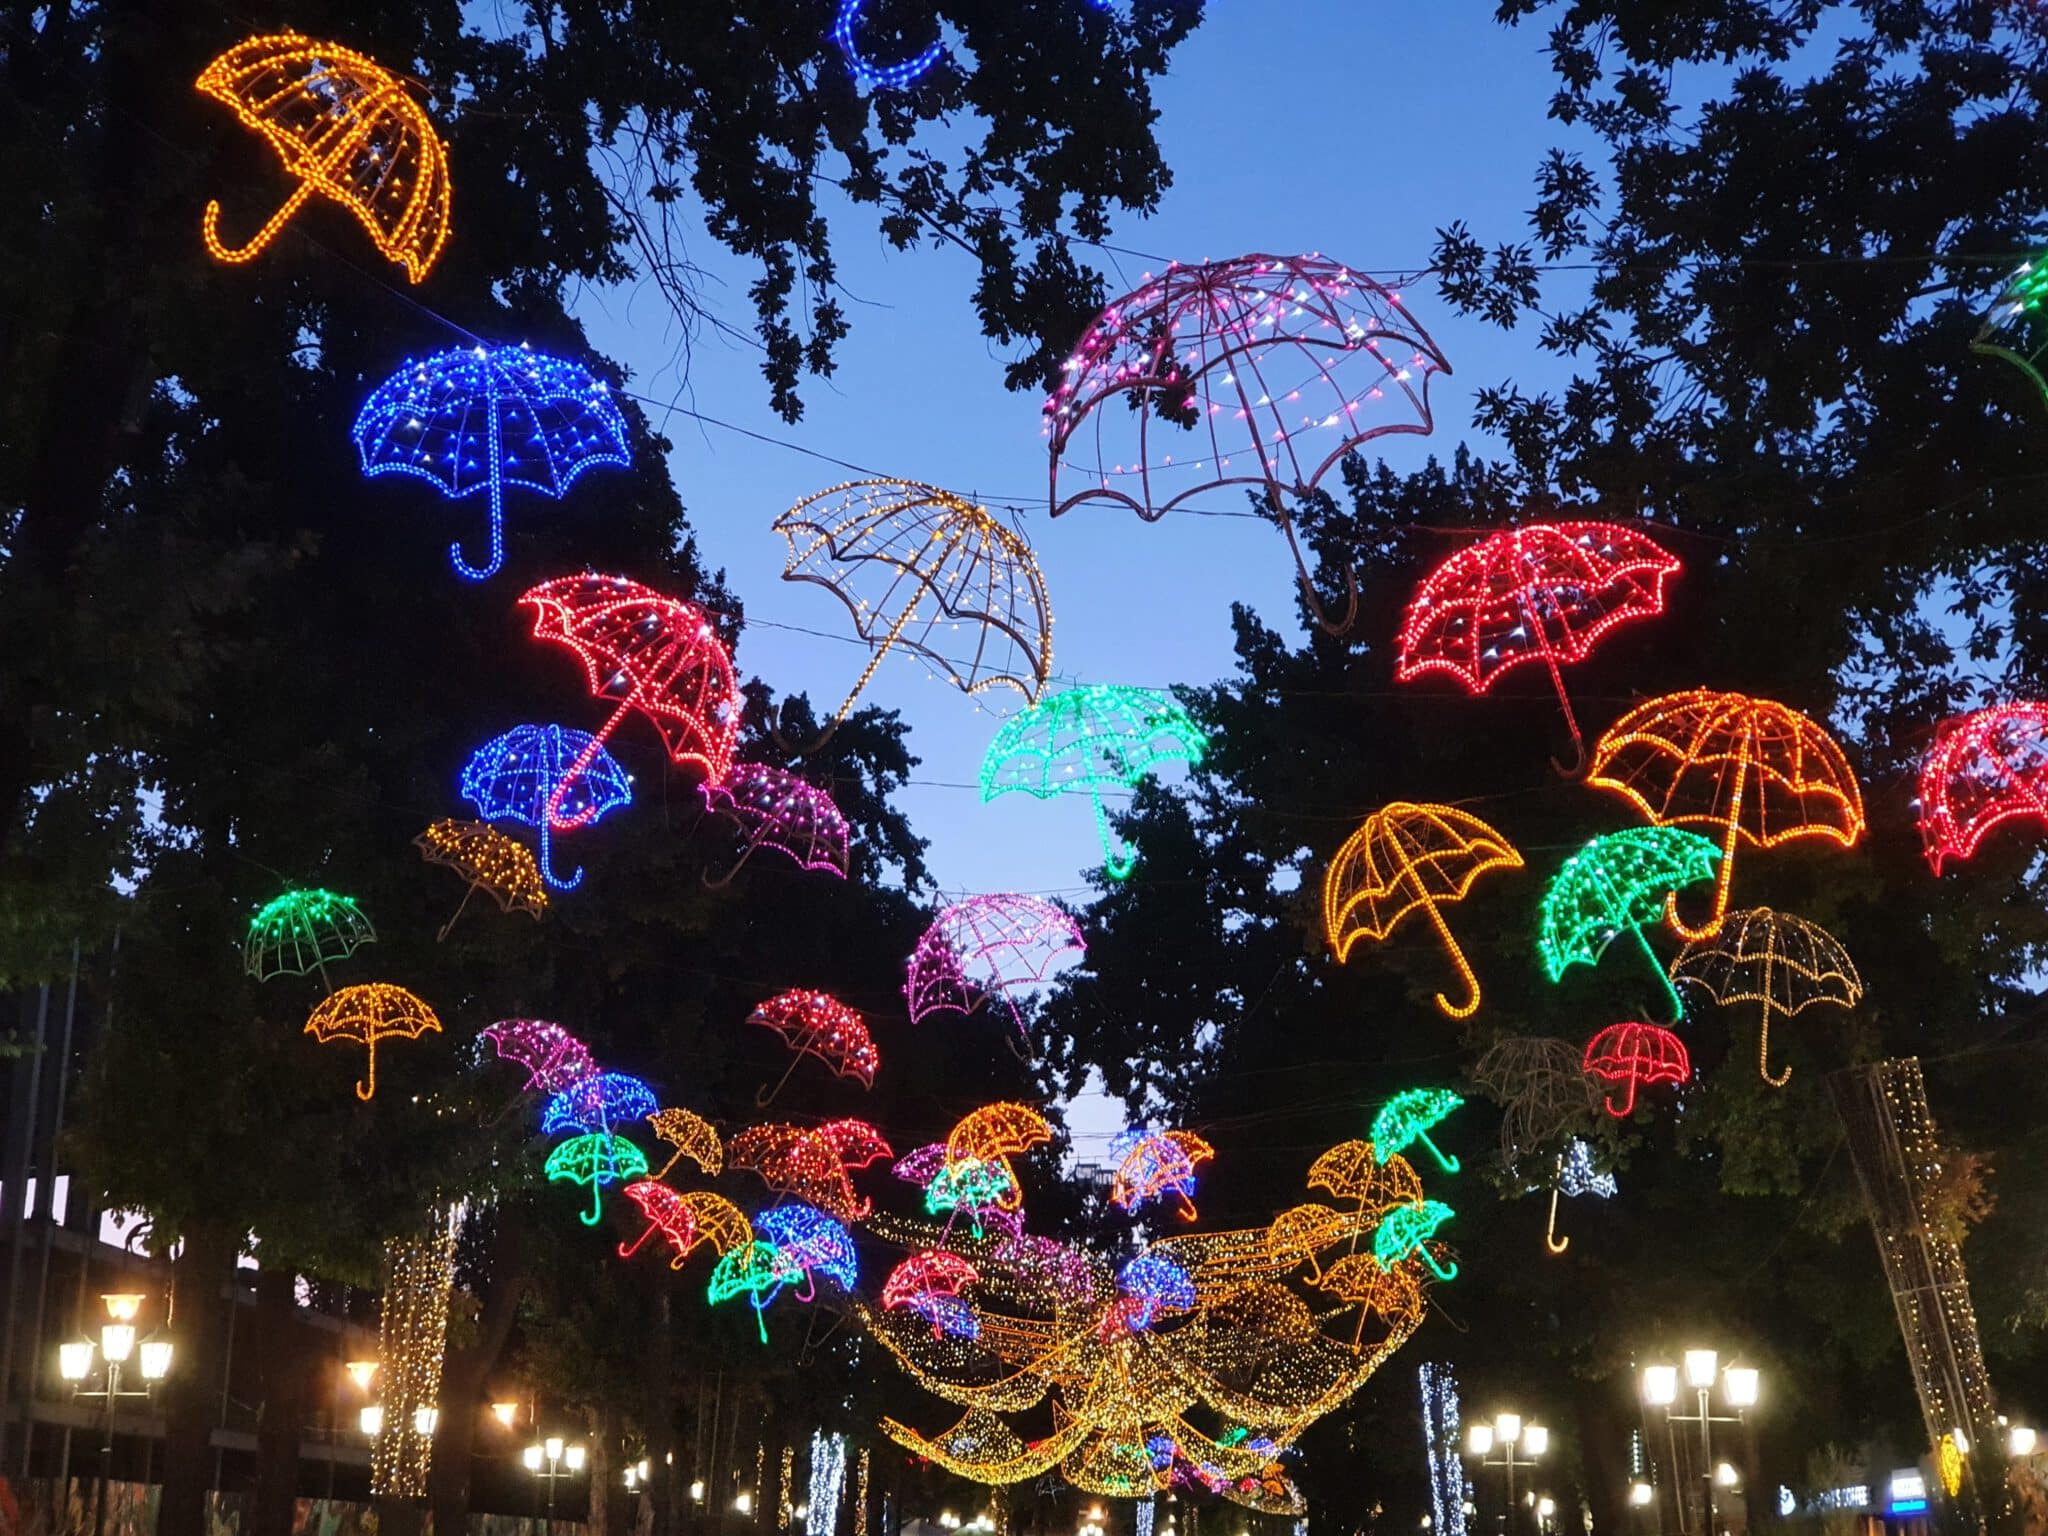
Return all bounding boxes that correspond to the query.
[59,11,2048,1526]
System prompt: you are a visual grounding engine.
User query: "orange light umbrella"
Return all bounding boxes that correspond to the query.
[414,818,548,940]
[1322,802,1524,1018]
[1588,690,1864,940]
[195,33,452,282]
[303,983,440,1100]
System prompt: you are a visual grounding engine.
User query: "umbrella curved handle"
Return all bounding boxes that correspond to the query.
[1544,1186,1569,1255]
[201,181,316,265]
[1273,499,1361,638]
[1759,1006,1792,1088]
[355,1043,376,1102]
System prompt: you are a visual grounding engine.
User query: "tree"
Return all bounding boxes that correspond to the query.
[1045,2,2048,1527]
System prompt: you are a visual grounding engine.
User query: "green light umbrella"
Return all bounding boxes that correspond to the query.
[1372,1199,1457,1280]
[980,684,1207,880]
[244,888,375,989]
[1537,828,1719,1023]
[1371,1088,1463,1174]
[707,1240,797,1343]
[544,1133,648,1226]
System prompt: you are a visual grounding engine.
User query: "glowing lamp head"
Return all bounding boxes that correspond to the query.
[345,1360,379,1392]
[139,1340,173,1381]
[640,1461,652,1480]
[101,1293,145,1323]
[1715,1463,1740,1489]
[361,1405,386,1437]
[545,1436,565,1462]
[625,1469,639,1491]
[1628,1484,1654,1508]
[1536,1499,1555,1520]
[1642,1365,1679,1406]
[1683,1349,1719,1390]
[99,1324,136,1364]
[735,1493,754,1514]
[565,1446,586,1472]
[1722,1367,1759,1408]
[524,1445,544,1471]
[1466,1425,1495,1457]
[413,1407,439,1436]
[690,1482,706,1502]
[2012,1426,2038,1457]
[1495,1413,1522,1446]
[490,1401,518,1429]
[1522,1425,1550,1458]
[59,1340,95,1381]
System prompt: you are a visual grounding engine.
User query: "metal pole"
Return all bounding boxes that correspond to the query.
[1699,1390,1717,1536]
[93,1360,119,1536]
[1505,1454,1517,1536]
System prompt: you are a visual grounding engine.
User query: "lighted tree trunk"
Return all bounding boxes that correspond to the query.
[158,1222,237,1536]
[428,1218,531,1536]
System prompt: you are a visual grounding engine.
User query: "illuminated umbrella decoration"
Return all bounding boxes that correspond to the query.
[924,1159,1017,1239]
[1541,1139,1617,1255]
[943,1102,1051,1212]
[1267,1203,1355,1282]
[304,983,439,1100]
[1538,828,1721,1023]
[1582,1022,1690,1118]
[707,1241,799,1344]
[891,1143,948,1187]
[729,1124,871,1222]
[479,1019,595,1094]
[461,724,633,892]
[816,1118,894,1170]
[195,33,451,282]
[753,1204,859,1302]
[772,480,1053,747]
[245,888,375,989]
[1916,701,2048,873]
[521,573,741,833]
[906,896,1085,1048]
[1109,1128,1214,1221]
[701,765,850,887]
[1372,1199,1456,1281]
[414,819,548,938]
[1316,1253,1425,1343]
[1046,254,1451,634]
[980,685,1207,880]
[832,0,942,89]
[645,1107,724,1179]
[1670,908,1862,1086]
[1472,1035,1604,1170]
[1322,802,1523,1019]
[881,1251,981,1338]
[1395,522,1682,772]
[1588,690,1865,940]
[1099,1253,1197,1338]
[353,345,630,579]
[541,1073,659,1137]
[1971,255,2048,406]
[544,1132,648,1226]
[1370,1089,1463,1175]
[617,1180,700,1266]
[747,990,878,1105]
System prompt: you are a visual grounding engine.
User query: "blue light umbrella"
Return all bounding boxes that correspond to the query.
[541,1072,660,1137]
[461,724,632,890]
[352,343,631,580]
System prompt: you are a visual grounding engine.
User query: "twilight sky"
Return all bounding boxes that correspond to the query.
[575,5,1580,907]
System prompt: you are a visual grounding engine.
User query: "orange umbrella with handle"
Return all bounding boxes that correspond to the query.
[1588,690,1864,941]
[304,983,440,1100]
[1322,802,1523,1018]
[196,33,451,282]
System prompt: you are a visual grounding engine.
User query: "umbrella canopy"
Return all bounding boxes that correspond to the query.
[479,1019,595,1094]
[702,765,850,885]
[1110,1129,1213,1221]
[541,1073,658,1137]
[1538,827,1721,1022]
[353,344,630,578]
[729,1124,869,1221]
[906,896,1085,1041]
[245,888,375,987]
[1916,701,2048,872]
[303,983,439,1100]
[707,1241,801,1343]
[1588,689,1865,939]
[1582,1022,1690,1118]
[196,33,451,281]
[980,684,1207,879]
[754,1203,859,1298]
[1322,801,1523,1018]
[747,990,877,1104]
[1371,1200,1456,1280]
[544,1132,649,1226]
[645,1107,724,1178]
[1370,1089,1463,1174]
[414,819,549,938]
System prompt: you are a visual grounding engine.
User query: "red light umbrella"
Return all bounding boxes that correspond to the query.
[1581,1022,1690,1118]
[1396,522,1682,772]
[1917,701,2048,872]
[520,573,740,832]
[729,1124,869,1222]
[748,990,877,1106]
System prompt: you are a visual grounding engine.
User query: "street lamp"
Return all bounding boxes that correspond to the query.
[59,1294,173,1536]
[1464,1413,1551,1535]
[2010,1425,2038,1458]
[525,1435,588,1536]
[1641,1353,1759,1536]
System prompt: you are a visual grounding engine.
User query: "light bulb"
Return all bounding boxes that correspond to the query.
[58,1341,94,1381]
[1722,1368,1759,1408]
[1684,1350,1719,1390]
[1522,1425,1549,1458]
[524,1446,544,1471]
[99,1324,136,1363]
[1629,1484,1654,1508]
[491,1402,518,1429]
[361,1405,385,1437]
[345,1360,379,1392]
[101,1293,145,1323]
[565,1446,587,1472]
[413,1407,438,1436]
[139,1340,173,1380]
[1642,1366,1679,1406]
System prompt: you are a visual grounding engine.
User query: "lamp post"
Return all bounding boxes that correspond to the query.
[524,1436,587,1536]
[1464,1415,1551,1536]
[58,1294,173,1536]
[1642,1352,1759,1536]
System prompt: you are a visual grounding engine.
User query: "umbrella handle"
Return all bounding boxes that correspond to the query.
[1090,788,1137,882]
[201,180,315,265]
[1668,748,1746,941]
[1173,1189,1199,1223]
[356,1042,376,1102]
[1631,924,1685,1025]
[1536,641,1586,778]
[654,1148,686,1180]
[1418,897,1482,1019]
[1272,495,1361,637]
[619,1223,657,1261]
[1544,1186,1569,1255]
[755,1054,802,1108]
[545,700,631,835]
[1416,1129,1459,1175]
[581,1181,603,1226]
[449,463,506,581]
[1418,1245,1457,1282]
[704,825,766,890]
[537,814,584,893]
[436,882,479,943]
[1759,1004,1792,1087]
[1603,1073,1639,1118]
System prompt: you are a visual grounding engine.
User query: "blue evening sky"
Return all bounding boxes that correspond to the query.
[576,6,1578,905]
